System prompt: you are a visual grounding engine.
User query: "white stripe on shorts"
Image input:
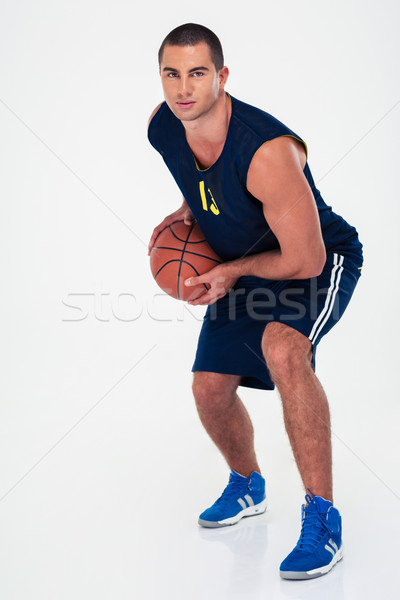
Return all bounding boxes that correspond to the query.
[308,253,344,345]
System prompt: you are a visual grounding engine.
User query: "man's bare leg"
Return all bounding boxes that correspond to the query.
[192,371,261,477]
[262,322,333,502]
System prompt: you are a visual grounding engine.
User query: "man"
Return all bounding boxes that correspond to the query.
[147,23,363,580]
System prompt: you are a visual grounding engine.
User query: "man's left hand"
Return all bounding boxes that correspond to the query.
[184,264,238,305]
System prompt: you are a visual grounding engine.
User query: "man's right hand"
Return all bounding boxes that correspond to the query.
[147,203,195,256]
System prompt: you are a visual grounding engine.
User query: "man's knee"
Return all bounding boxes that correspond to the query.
[192,371,240,412]
[261,322,312,381]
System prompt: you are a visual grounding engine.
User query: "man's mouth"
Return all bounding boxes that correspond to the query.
[177,101,196,109]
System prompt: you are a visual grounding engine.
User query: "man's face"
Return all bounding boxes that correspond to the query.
[159,42,228,122]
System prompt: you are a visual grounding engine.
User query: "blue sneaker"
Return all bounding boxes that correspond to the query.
[198,470,267,528]
[280,491,343,580]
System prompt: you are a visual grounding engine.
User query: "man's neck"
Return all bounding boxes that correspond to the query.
[183,92,231,147]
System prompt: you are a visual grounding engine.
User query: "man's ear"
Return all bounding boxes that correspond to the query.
[219,66,229,88]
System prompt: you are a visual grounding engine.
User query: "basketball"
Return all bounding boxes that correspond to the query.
[149,221,222,301]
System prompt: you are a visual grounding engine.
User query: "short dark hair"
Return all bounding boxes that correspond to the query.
[158,23,224,72]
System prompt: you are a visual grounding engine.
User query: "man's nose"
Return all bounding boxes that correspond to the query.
[177,75,192,96]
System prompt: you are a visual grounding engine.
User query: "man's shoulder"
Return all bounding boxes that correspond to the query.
[147,101,183,156]
[230,95,308,165]
[248,135,307,177]
[148,102,164,127]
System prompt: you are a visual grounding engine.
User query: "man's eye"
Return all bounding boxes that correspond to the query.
[167,72,178,78]
[192,72,204,77]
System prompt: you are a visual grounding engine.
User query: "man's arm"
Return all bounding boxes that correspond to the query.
[226,136,326,280]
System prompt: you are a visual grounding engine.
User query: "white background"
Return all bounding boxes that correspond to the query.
[0,1,399,598]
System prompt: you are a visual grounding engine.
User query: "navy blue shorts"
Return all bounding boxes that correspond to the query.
[191,251,363,390]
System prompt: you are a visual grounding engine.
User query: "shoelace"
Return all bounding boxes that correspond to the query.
[215,476,249,504]
[298,492,331,552]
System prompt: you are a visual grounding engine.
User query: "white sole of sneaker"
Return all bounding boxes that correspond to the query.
[198,498,268,528]
[280,545,344,580]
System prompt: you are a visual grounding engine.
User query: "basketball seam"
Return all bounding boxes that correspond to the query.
[154,259,204,281]
[176,223,195,300]
[152,246,221,263]
[169,225,206,244]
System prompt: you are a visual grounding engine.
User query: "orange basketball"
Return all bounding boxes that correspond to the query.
[149,221,222,301]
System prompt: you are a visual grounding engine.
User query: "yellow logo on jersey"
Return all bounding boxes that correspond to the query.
[199,181,220,215]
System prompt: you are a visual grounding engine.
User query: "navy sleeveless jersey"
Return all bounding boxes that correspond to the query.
[148,94,363,264]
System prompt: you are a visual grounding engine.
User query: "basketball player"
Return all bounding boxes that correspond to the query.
[147,23,363,580]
